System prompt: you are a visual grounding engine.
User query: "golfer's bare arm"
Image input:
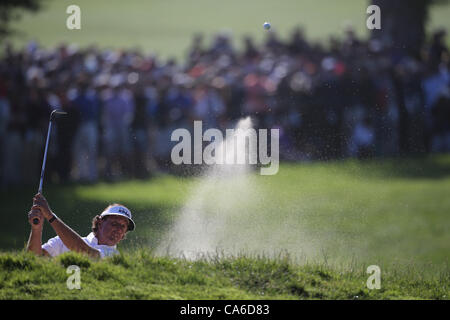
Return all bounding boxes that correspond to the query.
[49,216,100,259]
[29,193,100,259]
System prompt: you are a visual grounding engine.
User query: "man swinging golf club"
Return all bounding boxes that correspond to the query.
[26,108,135,259]
[27,193,135,259]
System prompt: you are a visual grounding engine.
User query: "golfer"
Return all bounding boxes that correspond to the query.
[27,193,135,259]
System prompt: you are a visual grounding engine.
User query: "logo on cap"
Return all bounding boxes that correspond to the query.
[118,208,130,217]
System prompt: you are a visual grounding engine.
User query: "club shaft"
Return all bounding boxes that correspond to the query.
[34,121,53,225]
[34,109,66,225]
[38,120,53,194]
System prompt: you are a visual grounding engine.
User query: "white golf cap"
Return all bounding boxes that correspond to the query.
[100,205,135,231]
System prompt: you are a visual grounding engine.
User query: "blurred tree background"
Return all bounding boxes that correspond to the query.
[371,0,449,57]
[0,0,45,39]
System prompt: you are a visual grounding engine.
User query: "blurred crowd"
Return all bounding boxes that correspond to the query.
[0,26,449,187]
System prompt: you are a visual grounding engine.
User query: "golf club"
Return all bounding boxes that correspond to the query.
[33,109,67,225]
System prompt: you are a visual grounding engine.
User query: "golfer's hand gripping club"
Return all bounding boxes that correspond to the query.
[31,193,53,226]
[29,206,44,227]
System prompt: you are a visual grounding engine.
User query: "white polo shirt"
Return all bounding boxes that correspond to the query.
[42,232,119,259]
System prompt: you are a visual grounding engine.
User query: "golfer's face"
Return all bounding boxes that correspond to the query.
[99,216,129,245]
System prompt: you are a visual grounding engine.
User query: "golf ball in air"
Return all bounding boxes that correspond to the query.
[263,22,271,30]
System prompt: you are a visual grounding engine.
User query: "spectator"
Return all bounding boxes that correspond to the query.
[101,80,135,180]
[350,117,375,159]
[131,84,151,178]
[71,80,100,183]
[0,81,10,188]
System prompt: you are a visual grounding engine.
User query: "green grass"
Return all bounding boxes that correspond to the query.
[0,250,448,299]
[7,0,450,61]
[0,155,449,299]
